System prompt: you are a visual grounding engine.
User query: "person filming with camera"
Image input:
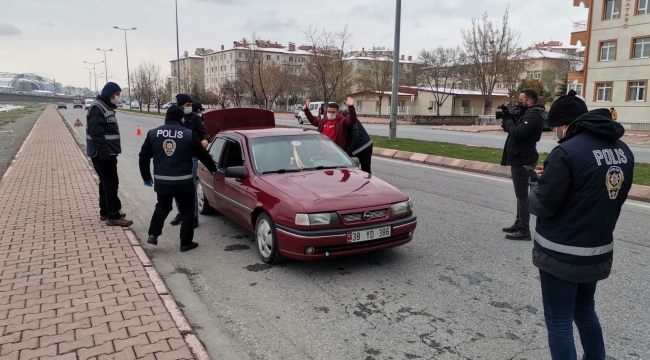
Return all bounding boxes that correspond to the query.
[498,89,547,241]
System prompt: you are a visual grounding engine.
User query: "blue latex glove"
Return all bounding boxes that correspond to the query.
[143,179,153,187]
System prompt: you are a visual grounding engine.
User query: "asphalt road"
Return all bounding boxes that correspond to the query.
[60,107,650,360]
[275,115,650,164]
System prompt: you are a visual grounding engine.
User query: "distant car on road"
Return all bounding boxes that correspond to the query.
[57,102,67,109]
[131,101,140,110]
[73,100,83,109]
[84,99,95,110]
[161,102,176,109]
[293,105,303,119]
[297,101,324,124]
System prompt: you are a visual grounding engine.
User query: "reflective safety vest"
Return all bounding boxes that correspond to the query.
[534,132,634,266]
[148,123,194,185]
[86,100,121,157]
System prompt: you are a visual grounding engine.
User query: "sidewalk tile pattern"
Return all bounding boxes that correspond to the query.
[0,107,194,360]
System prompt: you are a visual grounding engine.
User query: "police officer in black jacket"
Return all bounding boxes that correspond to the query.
[500,89,546,240]
[87,82,133,227]
[168,95,211,228]
[342,109,373,173]
[528,91,634,359]
[138,105,217,252]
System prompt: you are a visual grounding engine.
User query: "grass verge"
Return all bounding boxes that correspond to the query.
[370,135,650,186]
[117,108,165,117]
[0,103,45,127]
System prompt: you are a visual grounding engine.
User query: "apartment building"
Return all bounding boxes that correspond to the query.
[344,47,417,93]
[170,49,207,96]
[203,40,311,94]
[569,0,650,124]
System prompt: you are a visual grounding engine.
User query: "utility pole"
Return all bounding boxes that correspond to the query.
[97,48,113,83]
[84,68,93,94]
[389,0,402,141]
[113,26,137,107]
[83,61,104,94]
[175,0,181,95]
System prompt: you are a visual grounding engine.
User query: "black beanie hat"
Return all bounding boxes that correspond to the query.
[547,90,589,127]
[192,102,204,112]
[176,93,193,106]
[165,105,185,122]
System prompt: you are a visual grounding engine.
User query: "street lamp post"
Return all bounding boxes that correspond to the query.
[113,26,137,108]
[84,67,93,95]
[83,61,104,94]
[97,48,113,84]
[175,0,181,95]
[389,0,402,141]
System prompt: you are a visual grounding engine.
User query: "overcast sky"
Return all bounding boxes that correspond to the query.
[1,0,588,89]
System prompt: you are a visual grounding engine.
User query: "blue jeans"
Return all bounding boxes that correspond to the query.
[539,270,606,360]
[175,158,198,218]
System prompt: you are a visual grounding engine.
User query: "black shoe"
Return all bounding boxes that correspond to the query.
[147,235,158,245]
[180,242,199,252]
[106,218,133,227]
[170,214,182,226]
[101,211,126,221]
[194,217,199,229]
[505,228,531,241]
[502,221,521,233]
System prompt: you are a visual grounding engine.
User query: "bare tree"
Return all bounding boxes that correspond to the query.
[302,25,354,107]
[221,78,247,107]
[356,53,392,115]
[418,46,463,115]
[461,9,529,114]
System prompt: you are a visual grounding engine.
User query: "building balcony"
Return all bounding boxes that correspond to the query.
[571,21,588,46]
[573,0,591,7]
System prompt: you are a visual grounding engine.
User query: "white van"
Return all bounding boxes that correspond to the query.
[297,101,325,124]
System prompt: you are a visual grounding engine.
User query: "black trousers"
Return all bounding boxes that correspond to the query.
[148,192,195,246]
[510,162,537,227]
[91,156,122,219]
[357,145,373,174]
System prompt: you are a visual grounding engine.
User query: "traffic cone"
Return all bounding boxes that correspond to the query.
[135,125,143,136]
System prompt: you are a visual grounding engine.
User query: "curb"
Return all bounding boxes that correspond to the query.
[372,146,650,203]
[116,109,165,119]
[59,106,212,360]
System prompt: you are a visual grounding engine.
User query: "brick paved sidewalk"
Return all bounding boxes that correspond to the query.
[0,106,207,360]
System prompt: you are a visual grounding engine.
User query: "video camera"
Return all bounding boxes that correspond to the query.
[495,104,522,120]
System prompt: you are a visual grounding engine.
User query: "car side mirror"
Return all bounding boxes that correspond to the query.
[351,157,361,168]
[225,166,248,179]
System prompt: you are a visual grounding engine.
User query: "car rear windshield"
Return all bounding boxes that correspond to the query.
[249,134,355,175]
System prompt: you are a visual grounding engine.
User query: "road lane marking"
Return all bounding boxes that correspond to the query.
[374,157,650,210]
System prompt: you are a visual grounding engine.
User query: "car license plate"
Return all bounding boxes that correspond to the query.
[347,226,391,243]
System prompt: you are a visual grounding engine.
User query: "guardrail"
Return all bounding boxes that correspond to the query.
[619,122,650,131]
[479,115,499,125]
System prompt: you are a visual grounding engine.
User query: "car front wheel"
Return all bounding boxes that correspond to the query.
[298,116,304,124]
[197,182,214,215]
[255,213,285,264]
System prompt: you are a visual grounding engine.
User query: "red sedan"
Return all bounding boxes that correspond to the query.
[196,108,417,264]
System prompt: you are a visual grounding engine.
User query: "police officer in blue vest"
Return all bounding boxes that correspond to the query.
[138,105,217,252]
[528,90,634,359]
[87,82,133,227]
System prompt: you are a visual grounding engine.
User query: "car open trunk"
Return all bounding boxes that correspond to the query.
[202,108,275,139]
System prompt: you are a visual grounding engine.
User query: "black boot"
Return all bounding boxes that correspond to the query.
[502,221,521,233]
[180,242,199,252]
[170,213,182,226]
[505,226,531,241]
[147,235,158,245]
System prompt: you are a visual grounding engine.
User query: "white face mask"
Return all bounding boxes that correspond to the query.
[327,114,337,120]
[110,97,118,105]
[183,107,192,115]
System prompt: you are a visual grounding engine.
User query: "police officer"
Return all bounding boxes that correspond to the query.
[87,82,133,227]
[528,90,634,359]
[138,105,217,252]
[168,95,211,228]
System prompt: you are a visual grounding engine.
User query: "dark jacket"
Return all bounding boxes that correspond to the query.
[500,104,546,166]
[305,105,359,149]
[528,109,634,283]
[87,96,120,160]
[345,122,373,156]
[138,120,217,195]
[183,113,210,141]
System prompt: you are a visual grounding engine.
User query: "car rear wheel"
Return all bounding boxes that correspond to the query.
[255,213,285,264]
[197,182,214,215]
[298,116,304,124]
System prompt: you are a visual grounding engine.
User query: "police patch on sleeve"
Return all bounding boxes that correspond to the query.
[606,166,624,200]
[163,139,177,156]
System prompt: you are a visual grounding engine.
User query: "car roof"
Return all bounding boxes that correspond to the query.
[229,128,318,138]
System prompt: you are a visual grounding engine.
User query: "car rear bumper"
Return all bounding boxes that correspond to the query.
[275,215,417,260]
